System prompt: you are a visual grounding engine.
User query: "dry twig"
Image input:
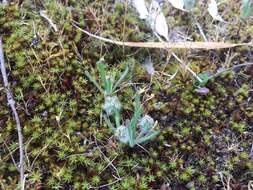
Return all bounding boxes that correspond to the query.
[0,37,25,190]
[72,22,252,50]
[40,10,58,32]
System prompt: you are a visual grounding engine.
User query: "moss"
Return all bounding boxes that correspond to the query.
[0,1,252,189]
[231,121,247,133]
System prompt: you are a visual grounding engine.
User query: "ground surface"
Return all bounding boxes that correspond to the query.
[0,1,253,190]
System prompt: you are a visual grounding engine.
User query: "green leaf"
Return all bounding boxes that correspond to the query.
[114,109,121,128]
[136,131,160,144]
[103,115,116,131]
[129,95,143,146]
[104,75,114,96]
[85,71,103,94]
[241,0,253,18]
[96,59,107,89]
[113,66,129,91]
[193,72,210,88]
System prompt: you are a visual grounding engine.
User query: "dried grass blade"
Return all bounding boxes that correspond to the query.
[72,23,252,50]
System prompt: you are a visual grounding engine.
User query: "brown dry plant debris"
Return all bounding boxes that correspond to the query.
[73,22,253,50]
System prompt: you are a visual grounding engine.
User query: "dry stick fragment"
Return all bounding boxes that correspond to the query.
[44,49,69,62]
[40,10,58,32]
[1,136,18,169]
[72,23,253,50]
[89,178,122,189]
[154,33,203,82]
[195,21,208,42]
[171,51,203,82]
[73,22,252,81]
[0,38,25,190]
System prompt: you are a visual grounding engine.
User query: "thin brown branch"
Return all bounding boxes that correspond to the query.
[0,37,25,190]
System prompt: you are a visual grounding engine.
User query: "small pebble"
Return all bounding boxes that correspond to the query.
[195,87,210,95]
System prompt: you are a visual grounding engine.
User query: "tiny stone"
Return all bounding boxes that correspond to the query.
[186,181,194,189]
[195,87,210,95]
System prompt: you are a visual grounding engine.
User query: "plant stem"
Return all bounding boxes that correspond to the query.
[171,52,203,82]
[210,62,253,79]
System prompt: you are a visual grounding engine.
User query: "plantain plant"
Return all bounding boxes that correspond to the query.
[86,58,159,147]
[85,58,128,115]
[104,95,159,147]
[85,58,129,97]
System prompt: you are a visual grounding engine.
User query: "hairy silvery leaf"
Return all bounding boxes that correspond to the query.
[208,0,224,22]
[148,1,169,41]
[142,56,155,76]
[139,114,155,134]
[167,0,195,11]
[2,0,8,5]
[167,0,186,11]
[183,0,195,10]
[132,0,149,19]
[115,125,129,144]
[103,96,122,115]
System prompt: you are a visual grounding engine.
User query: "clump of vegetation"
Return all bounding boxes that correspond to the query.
[85,59,159,147]
[0,0,252,190]
[105,95,159,147]
[85,58,129,97]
